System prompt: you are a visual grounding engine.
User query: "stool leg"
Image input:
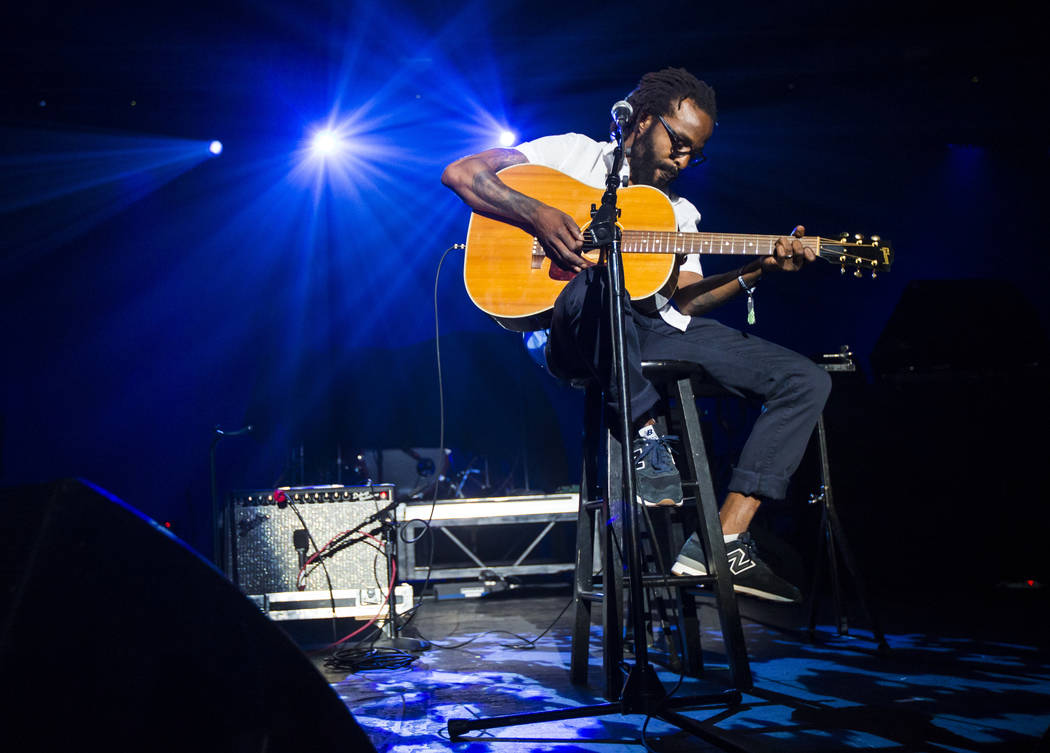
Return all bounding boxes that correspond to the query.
[679,588,703,676]
[674,376,753,691]
[571,385,602,685]
[603,425,625,700]
[570,484,596,685]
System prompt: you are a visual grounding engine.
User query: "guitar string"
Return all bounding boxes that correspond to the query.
[577,229,880,261]
[581,228,788,253]
[529,230,880,263]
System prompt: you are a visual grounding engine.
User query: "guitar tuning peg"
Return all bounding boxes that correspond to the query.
[840,266,847,274]
[870,234,880,243]
[839,231,851,241]
[854,268,863,278]
[871,270,878,279]
[853,233,865,242]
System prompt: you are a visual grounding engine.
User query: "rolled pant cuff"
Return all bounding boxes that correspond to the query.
[729,467,790,502]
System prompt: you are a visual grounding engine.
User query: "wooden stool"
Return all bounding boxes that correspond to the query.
[570,360,753,698]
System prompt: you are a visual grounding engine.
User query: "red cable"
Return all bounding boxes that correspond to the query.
[320,559,398,650]
[297,528,383,590]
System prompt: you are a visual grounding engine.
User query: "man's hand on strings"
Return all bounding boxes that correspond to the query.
[532,204,593,273]
[763,225,816,272]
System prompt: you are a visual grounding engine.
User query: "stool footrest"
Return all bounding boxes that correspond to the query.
[577,590,604,602]
[641,573,714,588]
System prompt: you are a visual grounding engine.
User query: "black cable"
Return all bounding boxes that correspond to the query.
[288,507,391,652]
[399,517,431,545]
[284,499,339,642]
[413,594,574,651]
[501,594,575,649]
[399,243,464,631]
[641,714,658,752]
[372,543,384,591]
[298,533,383,585]
[323,645,417,672]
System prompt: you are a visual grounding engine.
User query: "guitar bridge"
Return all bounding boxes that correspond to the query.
[531,239,544,269]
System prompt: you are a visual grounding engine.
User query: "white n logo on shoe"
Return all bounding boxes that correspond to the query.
[726,547,757,575]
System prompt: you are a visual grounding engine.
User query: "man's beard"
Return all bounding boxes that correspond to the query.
[629,126,678,190]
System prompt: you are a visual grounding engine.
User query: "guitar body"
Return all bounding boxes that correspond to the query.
[463,164,680,332]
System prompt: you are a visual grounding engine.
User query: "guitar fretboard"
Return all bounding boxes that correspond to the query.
[618,231,817,256]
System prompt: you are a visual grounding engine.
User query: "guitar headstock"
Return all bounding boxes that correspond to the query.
[816,233,894,278]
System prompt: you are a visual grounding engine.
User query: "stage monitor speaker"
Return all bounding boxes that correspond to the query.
[0,479,377,752]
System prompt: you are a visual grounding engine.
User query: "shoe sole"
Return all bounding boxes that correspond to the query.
[732,584,800,603]
[636,496,683,507]
[671,565,800,603]
[671,560,708,576]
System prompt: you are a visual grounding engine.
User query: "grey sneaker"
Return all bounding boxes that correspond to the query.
[632,434,683,507]
[672,532,802,603]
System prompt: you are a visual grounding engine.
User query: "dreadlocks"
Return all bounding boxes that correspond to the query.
[624,67,717,132]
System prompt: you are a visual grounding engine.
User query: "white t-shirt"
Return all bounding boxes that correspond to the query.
[515,132,702,331]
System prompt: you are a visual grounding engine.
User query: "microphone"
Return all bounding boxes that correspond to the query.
[292,528,310,569]
[610,100,633,135]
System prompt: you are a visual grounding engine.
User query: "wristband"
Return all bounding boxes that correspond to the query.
[737,275,756,325]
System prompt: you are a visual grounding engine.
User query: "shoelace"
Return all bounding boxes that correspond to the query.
[733,534,763,561]
[634,435,679,472]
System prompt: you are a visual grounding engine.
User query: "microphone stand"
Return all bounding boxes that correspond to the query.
[366,506,430,652]
[447,114,747,750]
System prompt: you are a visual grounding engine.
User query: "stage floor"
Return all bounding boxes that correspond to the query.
[308,582,1050,752]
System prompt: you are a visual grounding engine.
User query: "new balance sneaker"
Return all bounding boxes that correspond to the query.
[671,532,802,603]
[632,433,683,507]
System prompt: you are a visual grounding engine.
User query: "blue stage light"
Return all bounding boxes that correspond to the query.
[310,127,347,159]
[208,140,223,155]
[291,118,374,199]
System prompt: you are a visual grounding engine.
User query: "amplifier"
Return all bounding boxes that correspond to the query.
[225,484,395,595]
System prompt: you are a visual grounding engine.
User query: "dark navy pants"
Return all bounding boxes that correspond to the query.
[548,266,831,501]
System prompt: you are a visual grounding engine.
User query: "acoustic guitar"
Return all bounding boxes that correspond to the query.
[463,164,893,332]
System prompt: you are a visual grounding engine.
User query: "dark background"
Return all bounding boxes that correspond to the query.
[2,1,1047,592]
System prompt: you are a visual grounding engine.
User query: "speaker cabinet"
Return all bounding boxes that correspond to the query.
[0,479,377,752]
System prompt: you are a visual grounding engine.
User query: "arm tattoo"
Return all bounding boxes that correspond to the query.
[472,170,538,221]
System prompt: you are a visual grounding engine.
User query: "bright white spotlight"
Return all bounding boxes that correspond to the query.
[208,140,223,155]
[310,128,347,158]
[498,130,516,147]
[292,117,376,198]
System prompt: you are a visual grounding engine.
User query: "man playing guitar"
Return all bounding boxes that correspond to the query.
[442,67,831,603]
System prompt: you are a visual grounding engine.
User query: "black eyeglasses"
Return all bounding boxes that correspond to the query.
[657,114,706,167]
